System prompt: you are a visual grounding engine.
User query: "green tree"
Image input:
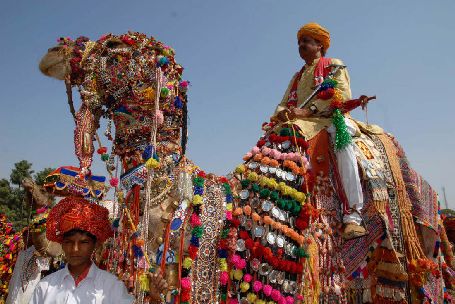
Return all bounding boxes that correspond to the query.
[0,161,54,231]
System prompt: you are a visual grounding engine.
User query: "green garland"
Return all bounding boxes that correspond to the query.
[332,109,352,151]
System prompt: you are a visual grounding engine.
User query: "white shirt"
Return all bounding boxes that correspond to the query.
[7,246,45,304]
[29,263,134,304]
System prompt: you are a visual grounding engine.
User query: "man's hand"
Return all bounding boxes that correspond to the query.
[358,95,376,110]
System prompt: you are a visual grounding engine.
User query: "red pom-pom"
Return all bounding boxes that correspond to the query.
[219,177,228,184]
[188,245,198,259]
[317,88,335,100]
[257,139,266,148]
[239,231,249,240]
[97,147,108,154]
[245,238,254,250]
[197,171,206,178]
[109,178,119,187]
[231,219,240,228]
[295,218,309,230]
[181,290,191,302]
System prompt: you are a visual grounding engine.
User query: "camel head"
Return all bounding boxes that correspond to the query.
[40,32,189,173]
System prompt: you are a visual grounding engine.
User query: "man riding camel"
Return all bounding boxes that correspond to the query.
[272,22,372,239]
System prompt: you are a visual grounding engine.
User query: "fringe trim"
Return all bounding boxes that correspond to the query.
[377,134,425,261]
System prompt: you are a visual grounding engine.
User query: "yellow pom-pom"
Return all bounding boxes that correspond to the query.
[268,179,278,190]
[193,195,203,205]
[219,258,228,271]
[226,203,233,211]
[246,293,257,303]
[235,164,246,174]
[240,281,250,292]
[183,257,193,269]
[294,192,306,203]
[247,171,259,182]
[233,269,243,280]
[145,158,160,170]
[255,300,266,304]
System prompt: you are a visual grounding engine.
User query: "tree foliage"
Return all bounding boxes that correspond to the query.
[0,161,54,231]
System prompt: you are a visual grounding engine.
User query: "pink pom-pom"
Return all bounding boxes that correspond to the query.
[180,80,189,88]
[229,299,239,304]
[244,152,253,159]
[252,146,260,154]
[236,258,247,269]
[262,146,271,156]
[243,273,253,283]
[278,297,286,304]
[155,110,164,125]
[109,177,119,187]
[190,213,202,226]
[263,284,273,296]
[225,211,233,221]
[277,151,284,160]
[253,280,263,292]
[286,296,295,304]
[271,289,281,301]
[181,277,191,290]
[296,295,304,300]
[219,271,229,285]
[230,254,241,265]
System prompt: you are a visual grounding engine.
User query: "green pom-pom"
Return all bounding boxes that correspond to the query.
[251,183,260,193]
[101,154,109,161]
[292,203,301,215]
[192,226,204,237]
[223,183,232,194]
[193,177,205,187]
[221,293,227,301]
[332,109,352,151]
[294,247,310,258]
[221,228,230,238]
[160,87,170,97]
[278,198,286,209]
[259,188,270,198]
[270,191,279,202]
[240,179,251,188]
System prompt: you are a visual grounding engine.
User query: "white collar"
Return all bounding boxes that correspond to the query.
[60,262,97,287]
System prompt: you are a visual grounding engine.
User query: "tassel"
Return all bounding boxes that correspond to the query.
[139,273,150,292]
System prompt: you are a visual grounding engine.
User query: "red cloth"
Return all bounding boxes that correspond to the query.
[46,196,113,243]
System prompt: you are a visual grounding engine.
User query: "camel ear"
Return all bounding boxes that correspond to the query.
[39,45,72,80]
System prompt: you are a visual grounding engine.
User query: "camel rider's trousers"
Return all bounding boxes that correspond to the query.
[327,118,364,225]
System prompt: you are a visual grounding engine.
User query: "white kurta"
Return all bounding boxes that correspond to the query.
[29,263,134,304]
[7,246,44,304]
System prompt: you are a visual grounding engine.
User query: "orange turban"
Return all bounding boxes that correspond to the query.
[297,22,330,52]
[46,196,113,243]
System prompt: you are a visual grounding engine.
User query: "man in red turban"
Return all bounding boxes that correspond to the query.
[30,196,134,304]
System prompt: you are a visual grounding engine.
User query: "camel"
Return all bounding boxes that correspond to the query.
[36,32,454,303]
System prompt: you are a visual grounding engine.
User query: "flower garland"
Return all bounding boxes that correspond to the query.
[180,170,206,303]
[218,176,235,304]
[315,77,352,151]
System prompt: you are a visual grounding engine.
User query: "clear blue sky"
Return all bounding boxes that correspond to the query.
[0,0,454,209]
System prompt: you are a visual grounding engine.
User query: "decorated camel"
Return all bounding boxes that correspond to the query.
[34,32,454,304]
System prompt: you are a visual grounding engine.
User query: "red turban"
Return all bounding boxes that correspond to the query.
[46,196,113,243]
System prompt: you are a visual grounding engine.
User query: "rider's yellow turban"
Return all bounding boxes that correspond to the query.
[297,22,330,52]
